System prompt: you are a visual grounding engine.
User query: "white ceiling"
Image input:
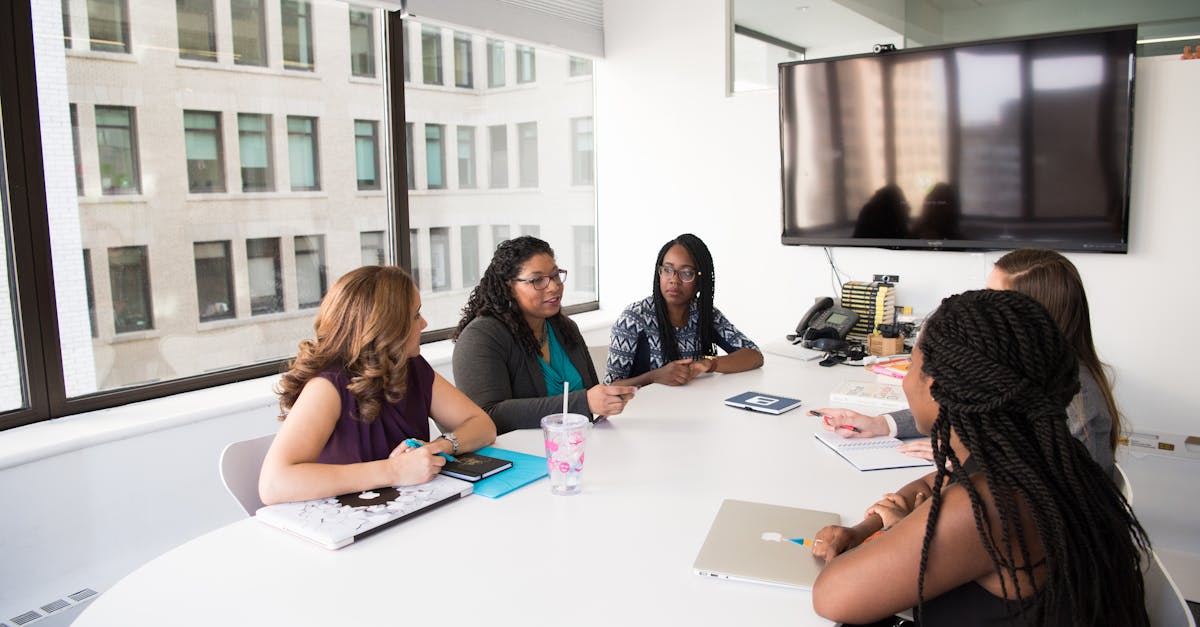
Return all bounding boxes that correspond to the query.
[734,0,900,49]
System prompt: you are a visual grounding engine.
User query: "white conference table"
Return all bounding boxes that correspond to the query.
[76,352,925,626]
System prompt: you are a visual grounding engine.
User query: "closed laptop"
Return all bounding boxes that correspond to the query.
[693,499,840,589]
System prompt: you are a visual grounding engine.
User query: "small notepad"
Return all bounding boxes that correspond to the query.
[813,430,932,471]
[724,391,803,415]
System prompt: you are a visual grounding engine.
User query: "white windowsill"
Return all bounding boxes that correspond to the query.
[0,309,615,471]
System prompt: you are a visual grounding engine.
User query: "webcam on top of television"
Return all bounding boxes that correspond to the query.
[873,43,897,54]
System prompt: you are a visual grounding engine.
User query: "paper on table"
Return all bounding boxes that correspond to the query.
[813,430,932,471]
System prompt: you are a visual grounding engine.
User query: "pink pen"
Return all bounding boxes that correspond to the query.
[811,410,862,433]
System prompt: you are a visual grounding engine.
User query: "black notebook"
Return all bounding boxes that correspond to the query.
[440,452,514,482]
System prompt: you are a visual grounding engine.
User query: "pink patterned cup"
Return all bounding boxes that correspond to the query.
[541,413,590,495]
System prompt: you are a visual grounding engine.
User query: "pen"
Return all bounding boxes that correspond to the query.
[403,438,457,462]
[809,410,862,433]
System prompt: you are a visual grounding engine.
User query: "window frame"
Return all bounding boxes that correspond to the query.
[177,0,217,62]
[0,6,596,430]
[183,109,227,193]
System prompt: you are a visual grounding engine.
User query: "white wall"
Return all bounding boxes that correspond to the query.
[597,0,1200,438]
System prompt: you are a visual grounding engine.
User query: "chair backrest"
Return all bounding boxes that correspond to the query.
[218,433,276,516]
[1114,461,1133,504]
[1144,548,1197,627]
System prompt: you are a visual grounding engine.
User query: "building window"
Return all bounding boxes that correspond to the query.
[95,105,141,195]
[194,241,235,321]
[491,224,510,250]
[519,224,540,237]
[425,124,445,190]
[360,231,385,266]
[281,0,314,71]
[421,25,442,85]
[488,124,507,188]
[294,235,326,308]
[487,39,505,88]
[184,110,226,193]
[409,229,421,289]
[231,0,267,66]
[355,120,380,190]
[177,0,216,61]
[569,56,593,77]
[516,45,535,83]
[83,250,97,337]
[572,117,594,186]
[287,116,320,191]
[108,246,153,333]
[89,0,130,53]
[70,104,83,195]
[518,121,538,188]
[454,32,473,88]
[62,0,72,48]
[349,7,375,78]
[461,226,480,286]
[402,21,410,82]
[429,227,450,292]
[237,113,273,192]
[246,238,282,315]
[457,126,476,189]
[573,226,596,291]
[406,122,414,190]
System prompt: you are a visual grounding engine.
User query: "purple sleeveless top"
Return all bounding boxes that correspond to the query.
[315,356,435,464]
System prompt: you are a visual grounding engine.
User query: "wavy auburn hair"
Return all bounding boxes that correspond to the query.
[276,265,420,424]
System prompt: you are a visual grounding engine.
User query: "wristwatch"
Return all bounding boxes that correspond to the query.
[438,432,459,455]
[703,355,718,372]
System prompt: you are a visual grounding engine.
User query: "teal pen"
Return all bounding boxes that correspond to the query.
[403,438,456,462]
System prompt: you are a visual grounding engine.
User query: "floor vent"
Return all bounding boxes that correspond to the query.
[7,588,100,625]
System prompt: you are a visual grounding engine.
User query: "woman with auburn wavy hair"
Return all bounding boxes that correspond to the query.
[259,265,496,505]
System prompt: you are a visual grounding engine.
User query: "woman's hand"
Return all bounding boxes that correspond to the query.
[587,385,637,416]
[385,443,446,486]
[812,525,866,562]
[865,492,926,528]
[897,439,934,460]
[812,407,891,437]
[651,359,697,386]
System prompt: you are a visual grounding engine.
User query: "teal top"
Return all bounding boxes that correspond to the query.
[540,324,584,396]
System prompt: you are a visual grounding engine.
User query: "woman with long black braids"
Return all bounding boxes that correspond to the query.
[813,289,1149,626]
[604,233,762,387]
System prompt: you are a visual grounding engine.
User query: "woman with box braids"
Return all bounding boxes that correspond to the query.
[604,233,762,387]
[814,289,1148,627]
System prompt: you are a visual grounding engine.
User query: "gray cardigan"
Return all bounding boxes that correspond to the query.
[889,367,1113,473]
[452,315,599,434]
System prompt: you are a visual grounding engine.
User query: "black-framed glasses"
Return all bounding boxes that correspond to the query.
[658,265,699,283]
[512,269,568,290]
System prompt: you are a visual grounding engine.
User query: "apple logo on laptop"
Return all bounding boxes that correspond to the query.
[761,531,783,542]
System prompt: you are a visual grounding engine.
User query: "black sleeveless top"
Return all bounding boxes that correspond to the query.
[917,581,1070,626]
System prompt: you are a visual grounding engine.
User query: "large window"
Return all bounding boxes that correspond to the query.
[518,121,538,188]
[355,120,380,190]
[108,246,153,333]
[237,113,274,191]
[457,126,476,189]
[294,235,327,308]
[349,7,375,78]
[177,0,216,61]
[572,117,594,186]
[422,25,442,85]
[454,32,473,88]
[95,105,141,195]
[89,0,130,53]
[247,237,283,315]
[184,110,226,193]
[281,0,314,71]
[231,0,267,67]
[487,39,505,88]
[516,45,536,83]
[287,116,320,191]
[194,241,235,321]
[425,123,445,189]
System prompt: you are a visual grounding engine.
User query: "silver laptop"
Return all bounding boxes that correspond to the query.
[693,499,841,589]
[255,474,473,550]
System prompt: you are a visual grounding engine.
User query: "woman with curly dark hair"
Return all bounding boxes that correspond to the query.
[259,265,496,504]
[813,289,1149,627]
[452,236,636,434]
[605,233,762,387]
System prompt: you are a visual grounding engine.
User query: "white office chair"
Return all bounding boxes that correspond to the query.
[1144,548,1197,627]
[218,433,276,516]
[1114,462,1133,504]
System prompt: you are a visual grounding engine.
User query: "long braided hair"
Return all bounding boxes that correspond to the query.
[994,248,1122,451]
[452,236,575,357]
[914,289,1148,626]
[652,233,717,361]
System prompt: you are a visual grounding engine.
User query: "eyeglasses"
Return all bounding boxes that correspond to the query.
[512,269,568,290]
[658,265,699,283]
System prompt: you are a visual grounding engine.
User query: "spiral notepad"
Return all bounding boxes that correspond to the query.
[813,430,932,471]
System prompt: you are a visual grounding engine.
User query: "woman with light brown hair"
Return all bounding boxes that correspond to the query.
[259,265,496,504]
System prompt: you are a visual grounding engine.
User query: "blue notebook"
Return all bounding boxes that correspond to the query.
[724,391,804,415]
[471,446,549,498]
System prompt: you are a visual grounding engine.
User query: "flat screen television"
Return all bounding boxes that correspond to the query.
[779,26,1135,252]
